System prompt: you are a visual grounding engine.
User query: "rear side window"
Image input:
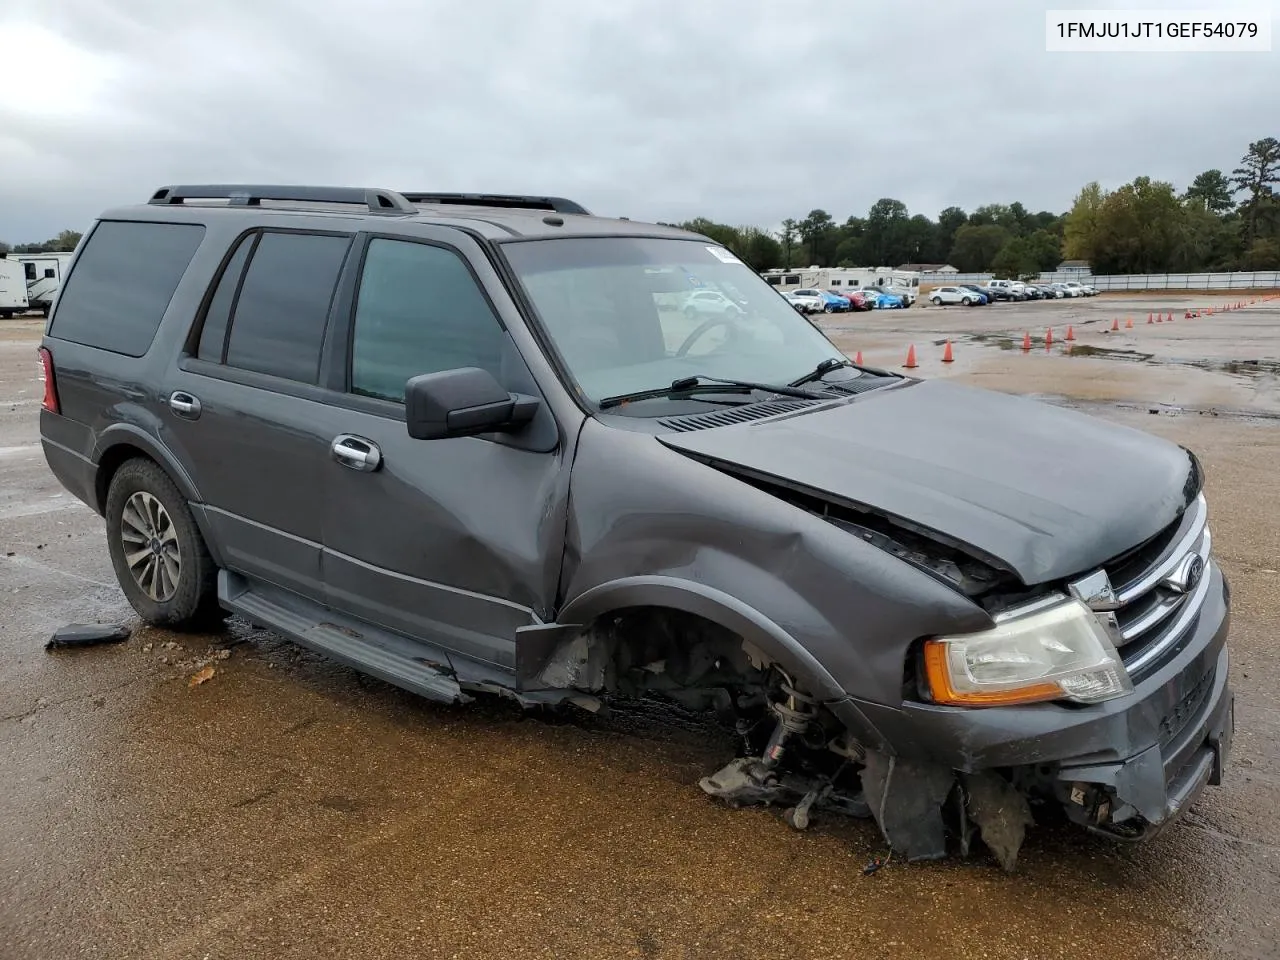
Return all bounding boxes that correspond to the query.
[350,238,504,403]
[49,221,205,356]
[217,231,351,383]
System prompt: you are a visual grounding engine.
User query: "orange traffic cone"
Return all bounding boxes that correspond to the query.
[1147,313,1155,324]
[854,350,863,365]
[1183,311,1191,319]
[1022,332,1032,352]
[1066,325,1075,340]
[942,341,954,363]
[1046,327,1054,347]
[903,345,918,369]
[1110,317,1119,332]
[1167,312,1174,322]
[1125,317,1133,328]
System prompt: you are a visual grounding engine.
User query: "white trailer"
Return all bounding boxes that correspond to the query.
[761,266,921,305]
[8,252,73,316]
[0,259,31,317]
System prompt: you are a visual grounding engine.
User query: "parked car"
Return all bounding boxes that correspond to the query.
[40,183,1233,870]
[1055,282,1081,298]
[1064,282,1087,297]
[929,286,981,306]
[781,292,809,313]
[959,284,992,304]
[853,288,902,309]
[829,289,873,312]
[1080,284,1098,296]
[988,280,1027,302]
[684,289,745,318]
[818,291,851,313]
[787,289,827,313]
[1021,284,1044,300]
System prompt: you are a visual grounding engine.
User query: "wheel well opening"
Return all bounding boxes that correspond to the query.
[555,606,774,708]
[95,444,154,512]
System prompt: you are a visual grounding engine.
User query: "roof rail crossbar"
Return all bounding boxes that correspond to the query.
[399,192,590,215]
[148,185,417,214]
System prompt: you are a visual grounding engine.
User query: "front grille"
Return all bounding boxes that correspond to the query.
[1100,494,1212,675]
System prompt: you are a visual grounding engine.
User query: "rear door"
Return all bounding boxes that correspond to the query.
[318,231,568,670]
[165,227,356,601]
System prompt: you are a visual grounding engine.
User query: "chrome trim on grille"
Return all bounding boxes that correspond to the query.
[1118,528,1211,642]
[1115,494,1207,605]
[1124,557,1214,674]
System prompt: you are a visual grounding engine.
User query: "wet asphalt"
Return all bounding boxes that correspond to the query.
[1,295,1278,960]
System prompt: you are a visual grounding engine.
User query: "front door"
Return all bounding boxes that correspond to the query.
[319,234,568,671]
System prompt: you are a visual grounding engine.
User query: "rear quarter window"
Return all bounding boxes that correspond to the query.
[48,220,205,356]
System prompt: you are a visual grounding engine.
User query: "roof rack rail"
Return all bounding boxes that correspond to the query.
[399,192,590,215]
[148,185,417,214]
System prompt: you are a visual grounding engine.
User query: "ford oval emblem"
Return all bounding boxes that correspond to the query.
[1164,553,1205,594]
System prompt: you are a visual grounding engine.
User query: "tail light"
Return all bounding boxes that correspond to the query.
[38,346,59,414]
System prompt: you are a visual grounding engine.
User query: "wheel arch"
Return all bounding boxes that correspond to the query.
[92,426,224,567]
[556,576,847,702]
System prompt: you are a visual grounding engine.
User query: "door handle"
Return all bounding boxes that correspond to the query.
[168,391,202,420]
[331,435,382,472]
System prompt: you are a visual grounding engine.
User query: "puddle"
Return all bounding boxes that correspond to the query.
[1179,357,1280,377]
[1064,344,1154,361]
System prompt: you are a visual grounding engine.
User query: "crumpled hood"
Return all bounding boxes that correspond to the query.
[659,379,1196,585]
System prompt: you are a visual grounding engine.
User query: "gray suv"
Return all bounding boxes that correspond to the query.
[38,185,1233,869]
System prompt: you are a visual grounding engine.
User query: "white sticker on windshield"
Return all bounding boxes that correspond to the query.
[706,246,742,264]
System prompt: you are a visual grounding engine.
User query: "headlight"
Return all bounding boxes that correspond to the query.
[923,597,1132,707]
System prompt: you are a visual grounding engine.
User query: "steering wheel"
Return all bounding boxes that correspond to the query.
[676,315,739,357]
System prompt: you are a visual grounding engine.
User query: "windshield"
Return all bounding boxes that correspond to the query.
[502,237,845,406]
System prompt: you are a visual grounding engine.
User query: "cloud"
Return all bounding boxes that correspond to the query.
[2,0,1278,241]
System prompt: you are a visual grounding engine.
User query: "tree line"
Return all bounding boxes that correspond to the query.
[4,138,1276,277]
[672,136,1279,276]
[0,230,83,256]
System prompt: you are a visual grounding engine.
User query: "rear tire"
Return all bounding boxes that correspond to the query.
[930,297,942,305]
[105,458,223,631]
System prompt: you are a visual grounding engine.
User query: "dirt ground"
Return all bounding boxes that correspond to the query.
[2,293,1279,960]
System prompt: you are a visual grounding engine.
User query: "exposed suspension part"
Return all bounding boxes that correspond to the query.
[759,673,820,773]
[698,668,869,828]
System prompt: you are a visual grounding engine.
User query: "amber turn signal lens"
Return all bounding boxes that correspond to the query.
[922,640,1062,707]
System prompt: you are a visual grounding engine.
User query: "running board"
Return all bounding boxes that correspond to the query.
[218,571,463,705]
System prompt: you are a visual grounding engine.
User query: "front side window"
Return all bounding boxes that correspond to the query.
[503,237,844,409]
[350,238,505,403]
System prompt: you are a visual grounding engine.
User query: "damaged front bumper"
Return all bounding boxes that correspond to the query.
[834,562,1233,861]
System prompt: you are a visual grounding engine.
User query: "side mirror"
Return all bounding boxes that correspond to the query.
[405,367,539,441]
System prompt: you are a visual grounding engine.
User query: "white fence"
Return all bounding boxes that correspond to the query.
[919,272,995,285]
[918,270,1280,290]
[1061,271,1280,291]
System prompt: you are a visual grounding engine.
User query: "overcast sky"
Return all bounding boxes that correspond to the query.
[2,0,1278,242]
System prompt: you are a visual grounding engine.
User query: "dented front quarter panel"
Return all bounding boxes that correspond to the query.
[556,417,992,712]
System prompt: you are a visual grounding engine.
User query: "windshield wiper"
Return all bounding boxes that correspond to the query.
[598,375,832,410]
[789,357,852,387]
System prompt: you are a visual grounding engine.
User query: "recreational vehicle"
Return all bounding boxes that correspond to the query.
[0,258,31,317]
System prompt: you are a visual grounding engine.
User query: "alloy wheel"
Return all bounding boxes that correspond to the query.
[120,491,181,602]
